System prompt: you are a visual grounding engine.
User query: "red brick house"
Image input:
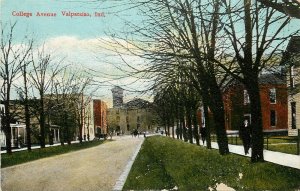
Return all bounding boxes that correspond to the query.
[93,99,108,135]
[223,74,288,131]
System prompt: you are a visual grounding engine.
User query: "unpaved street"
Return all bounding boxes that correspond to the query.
[1,136,144,191]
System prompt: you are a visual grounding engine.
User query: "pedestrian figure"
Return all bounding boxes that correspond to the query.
[239,119,251,155]
[200,127,206,145]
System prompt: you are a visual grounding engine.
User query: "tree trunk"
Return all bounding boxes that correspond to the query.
[23,65,32,151]
[172,119,175,139]
[192,109,200,146]
[203,102,211,149]
[181,113,187,142]
[209,82,229,155]
[4,99,12,154]
[246,79,264,162]
[40,93,46,148]
[186,106,193,144]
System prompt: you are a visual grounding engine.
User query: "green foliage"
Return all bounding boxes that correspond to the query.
[124,136,300,191]
[1,140,106,168]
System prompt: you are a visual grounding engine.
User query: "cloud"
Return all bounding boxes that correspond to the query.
[39,35,153,106]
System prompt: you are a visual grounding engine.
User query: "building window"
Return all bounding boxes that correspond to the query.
[290,66,295,89]
[127,124,130,131]
[126,116,129,123]
[269,88,276,104]
[291,78,295,89]
[291,102,296,129]
[244,90,250,105]
[270,110,276,127]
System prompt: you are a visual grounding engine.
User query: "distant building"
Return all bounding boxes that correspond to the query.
[223,74,288,131]
[111,86,124,108]
[78,95,108,140]
[281,36,300,136]
[0,103,28,148]
[93,99,108,135]
[108,86,157,134]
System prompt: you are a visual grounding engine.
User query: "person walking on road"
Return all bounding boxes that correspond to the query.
[239,119,251,155]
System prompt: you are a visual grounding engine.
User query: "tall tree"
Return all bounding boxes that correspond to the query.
[0,22,32,153]
[29,47,61,148]
[219,0,299,162]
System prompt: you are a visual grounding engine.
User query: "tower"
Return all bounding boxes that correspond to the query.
[111,86,124,108]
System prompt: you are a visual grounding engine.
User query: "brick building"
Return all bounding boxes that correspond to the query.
[223,74,288,131]
[93,99,108,135]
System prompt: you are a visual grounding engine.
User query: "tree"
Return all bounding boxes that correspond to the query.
[134,0,229,154]
[28,46,61,148]
[22,50,34,151]
[68,74,92,143]
[51,68,80,145]
[218,0,299,162]
[0,22,32,153]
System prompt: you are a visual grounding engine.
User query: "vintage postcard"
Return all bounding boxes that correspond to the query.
[1,0,300,191]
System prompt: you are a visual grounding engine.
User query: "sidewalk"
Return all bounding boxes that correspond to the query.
[207,141,300,169]
[0,140,102,154]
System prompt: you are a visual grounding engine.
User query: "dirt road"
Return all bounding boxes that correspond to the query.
[1,136,144,191]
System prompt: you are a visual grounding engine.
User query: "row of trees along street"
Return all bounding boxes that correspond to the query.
[1,22,93,154]
[102,0,300,162]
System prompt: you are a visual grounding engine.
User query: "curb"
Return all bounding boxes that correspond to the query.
[113,138,145,191]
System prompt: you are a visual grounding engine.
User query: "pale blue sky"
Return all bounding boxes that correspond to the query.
[1,0,142,42]
[1,0,299,106]
[1,0,149,106]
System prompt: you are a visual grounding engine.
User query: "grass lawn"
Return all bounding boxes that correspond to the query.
[124,136,300,191]
[267,144,298,155]
[1,140,107,168]
[227,136,299,155]
[264,136,297,144]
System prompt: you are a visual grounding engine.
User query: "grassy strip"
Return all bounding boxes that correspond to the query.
[1,140,107,168]
[124,136,300,191]
[226,136,297,145]
[267,144,298,155]
[264,137,297,144]
[227,136,298,155]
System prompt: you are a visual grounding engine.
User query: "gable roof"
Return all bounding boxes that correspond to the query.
[258,73,285,85]
[281,36,300,67]
[286,36,300,53]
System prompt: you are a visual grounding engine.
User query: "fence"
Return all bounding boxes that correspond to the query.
[264,129,300,155]
[211,129,300,155]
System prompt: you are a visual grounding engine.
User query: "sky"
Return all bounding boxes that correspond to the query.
[1,0,300,107]
[1,0,151,107]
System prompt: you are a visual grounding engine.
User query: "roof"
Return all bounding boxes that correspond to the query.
[258,73,285,85]
[111,86,124,92]
[224,73,285,91]
[124,98,151,109]
[281,36,300,67]
[286,36,300,53]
